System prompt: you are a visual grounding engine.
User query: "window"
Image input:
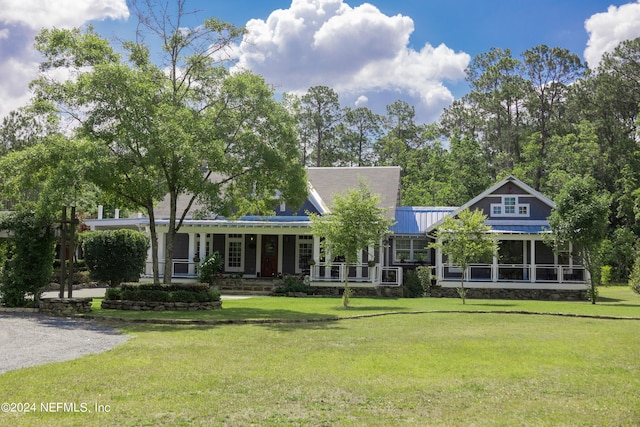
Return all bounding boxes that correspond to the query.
[490,196,530,217]
[226,234,244,272]
[297,235,313,273]
[394,238,429,263]
[504,197,516,214]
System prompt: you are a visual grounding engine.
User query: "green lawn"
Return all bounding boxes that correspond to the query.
[2,287,640,426]
[88,285,640,322]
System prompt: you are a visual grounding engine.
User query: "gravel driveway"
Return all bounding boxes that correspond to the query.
[0,314,129,374]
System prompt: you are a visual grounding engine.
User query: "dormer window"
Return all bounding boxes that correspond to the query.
[491,196,529,217]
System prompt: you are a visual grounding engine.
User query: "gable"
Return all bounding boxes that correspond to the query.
[469,193,553,222]
[426,176,556,234]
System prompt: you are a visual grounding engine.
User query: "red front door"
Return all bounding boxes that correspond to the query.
[261,235,278,277]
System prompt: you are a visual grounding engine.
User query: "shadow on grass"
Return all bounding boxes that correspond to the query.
[340,306,409,312]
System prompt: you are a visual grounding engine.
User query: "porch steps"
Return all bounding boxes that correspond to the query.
[216,278,281,296]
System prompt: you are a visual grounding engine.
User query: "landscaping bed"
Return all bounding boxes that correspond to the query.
[101,282,222,311]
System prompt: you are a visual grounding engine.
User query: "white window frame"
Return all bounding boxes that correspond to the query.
[394,237,430,263]
[490,196,530,218]
[225,234,244,272]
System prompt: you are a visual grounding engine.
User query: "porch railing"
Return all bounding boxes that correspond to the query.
[442,263,587,284]
[310,263,403,286]
[144,260,404,286]
[145,260,198,278]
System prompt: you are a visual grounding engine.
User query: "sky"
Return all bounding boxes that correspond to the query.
[1,0,640,124]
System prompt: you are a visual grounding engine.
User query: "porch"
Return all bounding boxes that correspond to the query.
[435,236,590,290]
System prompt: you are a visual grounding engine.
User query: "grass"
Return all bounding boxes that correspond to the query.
[1,286,639,426]
[87,285,640,322]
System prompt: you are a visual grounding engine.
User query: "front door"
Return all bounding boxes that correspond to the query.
[261,235,278,277]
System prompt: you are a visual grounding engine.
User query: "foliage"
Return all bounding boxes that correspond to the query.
[273,275,313,295]
[416,265,434,296]
[105,282,220,303]
[403,267,434,298]
[0,211,55,307]
[198,252,223,286]
[600,265,612,286]
[83,229,149,288]
[403,269,424,298]
[602,227,637,282]
[30,6,307,285]
[429,209,497,304]
[309,181,393,307]
[548,176,610,303]
[629,254,640,295]
[113,282,219,302]
[294,85,342,166]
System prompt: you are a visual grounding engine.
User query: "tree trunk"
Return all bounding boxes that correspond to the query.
[459,268,467,305]
[162,190,179,284]
[147,205,160,286]
[343,262,350,308]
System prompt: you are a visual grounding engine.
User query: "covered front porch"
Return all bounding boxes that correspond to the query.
[146,219,403,286]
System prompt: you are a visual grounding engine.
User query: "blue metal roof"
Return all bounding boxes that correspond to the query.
[239,215,310,222]
[391,207,455,235]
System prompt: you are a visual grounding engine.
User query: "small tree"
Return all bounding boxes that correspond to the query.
[309,182,393,307]
[429,209,496,304]
[83,229,149,288]
[548,176,610,304]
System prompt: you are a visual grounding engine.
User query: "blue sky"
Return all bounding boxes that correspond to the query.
[2,0,640,123]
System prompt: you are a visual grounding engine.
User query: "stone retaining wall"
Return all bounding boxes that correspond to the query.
[101,300,222,311]
[39,298,93,316]
[429,287,588,301]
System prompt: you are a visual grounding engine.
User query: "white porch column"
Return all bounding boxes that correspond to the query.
[530,239,536,282]
[436,246,443,281]
[492,253,499,282]
[198,233,206,261]
[312,235,321,280]
[188,232,196,275]
[158,232,165,277]
[277,235,284,275]
[255,235,262,275]
[356,249,363,279]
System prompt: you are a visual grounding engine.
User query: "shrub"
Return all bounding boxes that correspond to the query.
[0,212,55,307]
[629,255,640,295]
[83,229,149,287]
[198,252,223,286]
[274,275,312,295]
[403,270,423,298]
[104,282,221,303]
[105,287,122,300]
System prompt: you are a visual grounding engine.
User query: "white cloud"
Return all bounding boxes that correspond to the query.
[0,0,129,29]
[355,95,368,106]
[0,0,129,120]
[233,0,470,123]
[584,0,640,68]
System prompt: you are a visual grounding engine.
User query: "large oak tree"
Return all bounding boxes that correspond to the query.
[30,1,307,284]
